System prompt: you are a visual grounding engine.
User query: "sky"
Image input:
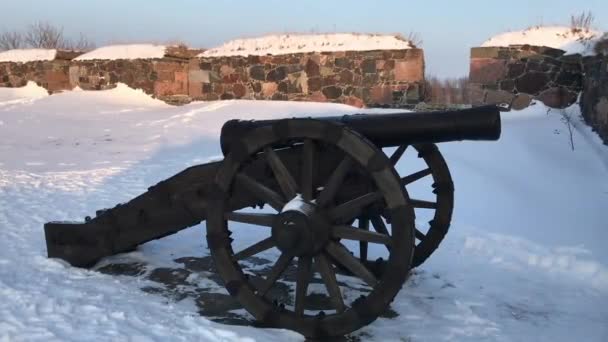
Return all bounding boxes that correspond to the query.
[1,0,607,77]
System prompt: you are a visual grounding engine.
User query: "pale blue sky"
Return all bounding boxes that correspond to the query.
[2,0,606,77]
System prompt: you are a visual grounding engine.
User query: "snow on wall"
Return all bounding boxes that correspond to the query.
[481,26,600,55]
[0,49,57,63]
[200,33,413,57]
[75,44,167,61]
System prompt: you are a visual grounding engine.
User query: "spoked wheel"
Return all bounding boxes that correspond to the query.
[381,143,454,267]
[206,119,415,338]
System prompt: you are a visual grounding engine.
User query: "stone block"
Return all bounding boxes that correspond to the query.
[188,82,203,98]
[394,59,423,82]
[344,96,365,108]
[321,85,342,99]
[189,70,209,83]
[511,93,533,110]
[262,82,278,98]
[485,90,515,105]
[469,58,506,84]
[470,47,502,59]
[370,85,392,104]
[516,72,550,95]
[537,87,577,108]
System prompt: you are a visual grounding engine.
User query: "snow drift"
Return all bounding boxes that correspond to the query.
[0,84,607,341]
[200,33,413,57]
[481,26,601,55]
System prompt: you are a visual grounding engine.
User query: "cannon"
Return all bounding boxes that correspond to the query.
[44,105,501,338]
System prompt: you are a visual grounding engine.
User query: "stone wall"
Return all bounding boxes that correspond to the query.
[188,49,424,107]
[581,56,608,144]
[0,48,425,107]
[468,45,587,109]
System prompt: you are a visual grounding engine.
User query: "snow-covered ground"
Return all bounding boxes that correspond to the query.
[0,83,607,341]
[199,33,413,57]
[481,25,600,55]
[0,49,57,63]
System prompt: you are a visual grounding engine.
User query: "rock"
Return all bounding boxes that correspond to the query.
[307,76,322,92]
[499,79,516,92]
[361,59,376,74]
[537,87,577,108]
[248,65,265,81]
[233,83,247,98]
[266,66,287,82]
[338,69,353,83]
[485,90,515,105]
[322,85,342,99]
[469,58,507,84]
[219,65,235,77]
[516,72,549,95]
[370,85,392,104]
[345,96,365,108]
[305,58,319,77]
[394,59,423,82]
[511,93,533,110]
[507,62,526,78]
[261,82,278,98]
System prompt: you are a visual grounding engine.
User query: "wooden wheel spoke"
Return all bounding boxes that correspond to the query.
[301,139,315,202]
[415,228,426,241]
[327,192,383,222]
[332,225,393,246]
[257,253,294,296]
[236,173,285,211]
[370,216,391,252]
[410,199,438,209]
[325,242,378,287]
[315,254,346,313]
[294,256,313,315]
[225,212,275,227]
[316,156,353,207]
[264,147,298,200]
[389,145,408,165]
[370,216,390,235]
[401,168,432,185]
[359,218,369,261]
[233,237,275,260]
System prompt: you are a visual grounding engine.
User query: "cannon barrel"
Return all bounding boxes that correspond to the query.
[220,105,501,154]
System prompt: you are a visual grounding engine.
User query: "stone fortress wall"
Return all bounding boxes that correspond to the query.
[0,46,425,107]
[468,44,607,144]
[580,56,608,143]
[468,45,589,109]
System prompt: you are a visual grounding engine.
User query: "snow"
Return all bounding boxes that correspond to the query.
[74,44,167,61]
[1,83,607,341]
[0,48,57,62]
[481,26,601,55]
[199,33,413,57]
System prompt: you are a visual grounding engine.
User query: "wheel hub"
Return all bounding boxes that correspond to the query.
[272,196,329,256]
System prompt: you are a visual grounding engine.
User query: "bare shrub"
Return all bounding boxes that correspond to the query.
[570,11,594,32]
[62,33,96,51]
[24,21,64,49]
[0,30,23,50]
[1,21,95,51]
[424,76,470,105]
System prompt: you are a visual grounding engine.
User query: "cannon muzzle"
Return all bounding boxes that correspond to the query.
[220,105,501,154]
